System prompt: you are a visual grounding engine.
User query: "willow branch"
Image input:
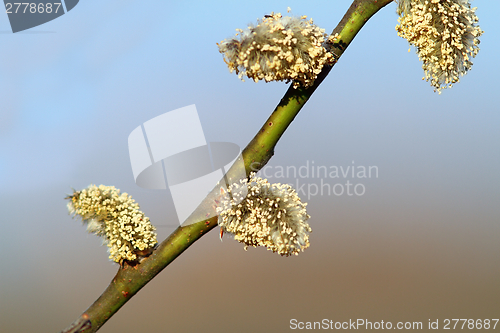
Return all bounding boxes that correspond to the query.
[61,1,394,332]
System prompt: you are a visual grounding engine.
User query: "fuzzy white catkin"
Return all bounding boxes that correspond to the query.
[396,0,483,93]
[218,12,334,88]
[67,184,157,263]
[217,173,311,256]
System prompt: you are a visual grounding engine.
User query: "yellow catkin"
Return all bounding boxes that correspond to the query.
[396,0,483,93]
[218,12,334,88]
[217,173,311,256]
[67,185,157,263]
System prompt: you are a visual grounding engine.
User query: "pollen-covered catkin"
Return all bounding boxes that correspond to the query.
[396,0,483,93]
[217,173,311,256]
[218,11,334,88]
[67,185,157,263]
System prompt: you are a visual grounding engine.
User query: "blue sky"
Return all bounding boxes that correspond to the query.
[1,1,499,332]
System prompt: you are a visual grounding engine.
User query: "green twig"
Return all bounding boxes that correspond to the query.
[61,1,394,332]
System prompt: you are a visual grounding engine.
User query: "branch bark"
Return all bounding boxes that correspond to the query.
[61,1,394,332]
